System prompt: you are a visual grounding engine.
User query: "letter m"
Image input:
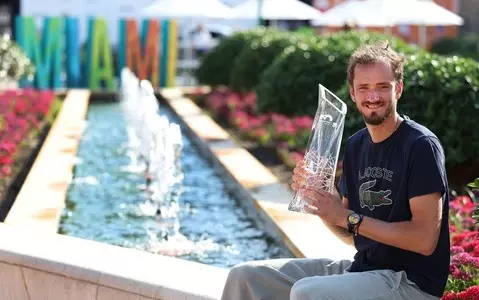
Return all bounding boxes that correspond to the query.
[15,16,63,89]
[125,19,160,87]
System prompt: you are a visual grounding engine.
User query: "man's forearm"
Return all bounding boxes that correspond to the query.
[337,215,439,256]
[323,220,354,245]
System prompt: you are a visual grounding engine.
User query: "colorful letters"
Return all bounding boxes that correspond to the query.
[14,16,178,90]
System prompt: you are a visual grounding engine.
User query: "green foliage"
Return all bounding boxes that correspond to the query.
[0,34,35,81]
[256,30,421,116]
[467,178,479,189]
[430,33,479,61]
[230,32,318,92]
[256,39,325,116]
[295,26,315,37]
[194,27,283,87]
[467,178,479,223]
[400,53,479,167]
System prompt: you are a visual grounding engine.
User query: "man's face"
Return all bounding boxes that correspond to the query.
[349,60,403,126]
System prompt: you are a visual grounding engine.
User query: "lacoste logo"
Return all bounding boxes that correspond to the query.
[359,179,393,211]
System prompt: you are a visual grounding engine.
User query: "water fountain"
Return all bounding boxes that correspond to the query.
[60,69,293,266]
[119,69,184,219]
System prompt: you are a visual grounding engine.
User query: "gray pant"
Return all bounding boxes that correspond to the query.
[221,258,440,300]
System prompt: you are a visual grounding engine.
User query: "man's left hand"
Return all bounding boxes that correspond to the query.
[301,186,350,227]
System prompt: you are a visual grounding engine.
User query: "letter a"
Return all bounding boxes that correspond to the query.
[87,18,114,90]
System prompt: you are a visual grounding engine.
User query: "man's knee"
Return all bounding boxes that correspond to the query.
[225,262,261,285]
[290,278,312,300]
[291,277,333,300]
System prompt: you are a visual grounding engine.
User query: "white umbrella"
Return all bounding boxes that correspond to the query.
[310,0,463,47]
[232,0,323,21]
[391,0,463,26]
[142,0,234,19]
[310,0,392,27]
[311,0,463,27]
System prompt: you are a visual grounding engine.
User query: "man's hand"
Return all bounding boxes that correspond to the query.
[292,160,350,225]
[291,160,354,245]
[300,186,351,226]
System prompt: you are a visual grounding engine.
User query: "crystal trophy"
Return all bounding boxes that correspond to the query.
[288,84,348,213]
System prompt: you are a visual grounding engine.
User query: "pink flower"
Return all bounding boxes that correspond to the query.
[247,116,267,129]
[292,116,313,130]
[451,246,465,255]
[452,252,479,268]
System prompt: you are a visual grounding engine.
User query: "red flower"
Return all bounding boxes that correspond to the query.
[443,285,479,300]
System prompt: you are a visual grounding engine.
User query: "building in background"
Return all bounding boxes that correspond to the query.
[459,0,479,34]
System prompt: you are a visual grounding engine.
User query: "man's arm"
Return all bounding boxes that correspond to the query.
[323,196,354,246]
[336,192,443,256]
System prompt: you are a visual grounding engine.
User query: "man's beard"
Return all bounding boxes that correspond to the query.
[361,104,393,126]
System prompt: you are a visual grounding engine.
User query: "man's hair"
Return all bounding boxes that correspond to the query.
[347,41,405,85]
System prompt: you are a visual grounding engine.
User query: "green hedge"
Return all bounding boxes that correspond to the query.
[229,32,318,92]
[430,33,479,61]
[255,40,326,116]
[195,27,283,87]
[256,31,422,116]
[335,52,479,168]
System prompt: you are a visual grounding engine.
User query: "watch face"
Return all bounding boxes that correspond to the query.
[348,213,361,225]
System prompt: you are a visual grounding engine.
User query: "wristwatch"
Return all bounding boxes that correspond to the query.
[347,212,363,236]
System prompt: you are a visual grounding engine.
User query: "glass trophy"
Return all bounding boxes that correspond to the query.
[288,84,348,213]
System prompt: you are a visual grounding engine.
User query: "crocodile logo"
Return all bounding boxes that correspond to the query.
[359,179,393,211]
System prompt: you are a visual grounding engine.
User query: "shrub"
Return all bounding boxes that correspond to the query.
[430,33,479,61]
[466,178,479,224]
[230,32,318,92]
[335,51,479,169]
[256,30,421,116]
[256,40,325,116]
[194,27,283,87]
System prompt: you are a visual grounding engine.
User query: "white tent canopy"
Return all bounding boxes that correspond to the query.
[231,0,323,21]
[391,0,463,26]
[311,0,463,27]
[141,0,234,19]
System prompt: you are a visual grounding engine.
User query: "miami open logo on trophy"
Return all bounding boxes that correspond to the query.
[288,84,347,213]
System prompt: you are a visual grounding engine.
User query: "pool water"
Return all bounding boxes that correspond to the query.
[59,102,293,268]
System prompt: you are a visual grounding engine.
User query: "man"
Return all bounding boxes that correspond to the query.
[220,41,450,300]
[191,23,213,58]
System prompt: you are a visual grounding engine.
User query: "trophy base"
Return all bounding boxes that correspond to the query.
[288,196,308,214]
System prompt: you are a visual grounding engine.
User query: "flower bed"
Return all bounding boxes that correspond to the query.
[0,89,60,200]
[444,194,479,299]
[190,88,478,299]
[196,88,309,165]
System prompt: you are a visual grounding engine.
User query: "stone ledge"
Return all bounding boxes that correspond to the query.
[4,89,90,233]
[160,87,356,261]
[0,223,228,299]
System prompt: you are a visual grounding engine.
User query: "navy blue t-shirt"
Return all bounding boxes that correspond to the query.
[339,116,450,298]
